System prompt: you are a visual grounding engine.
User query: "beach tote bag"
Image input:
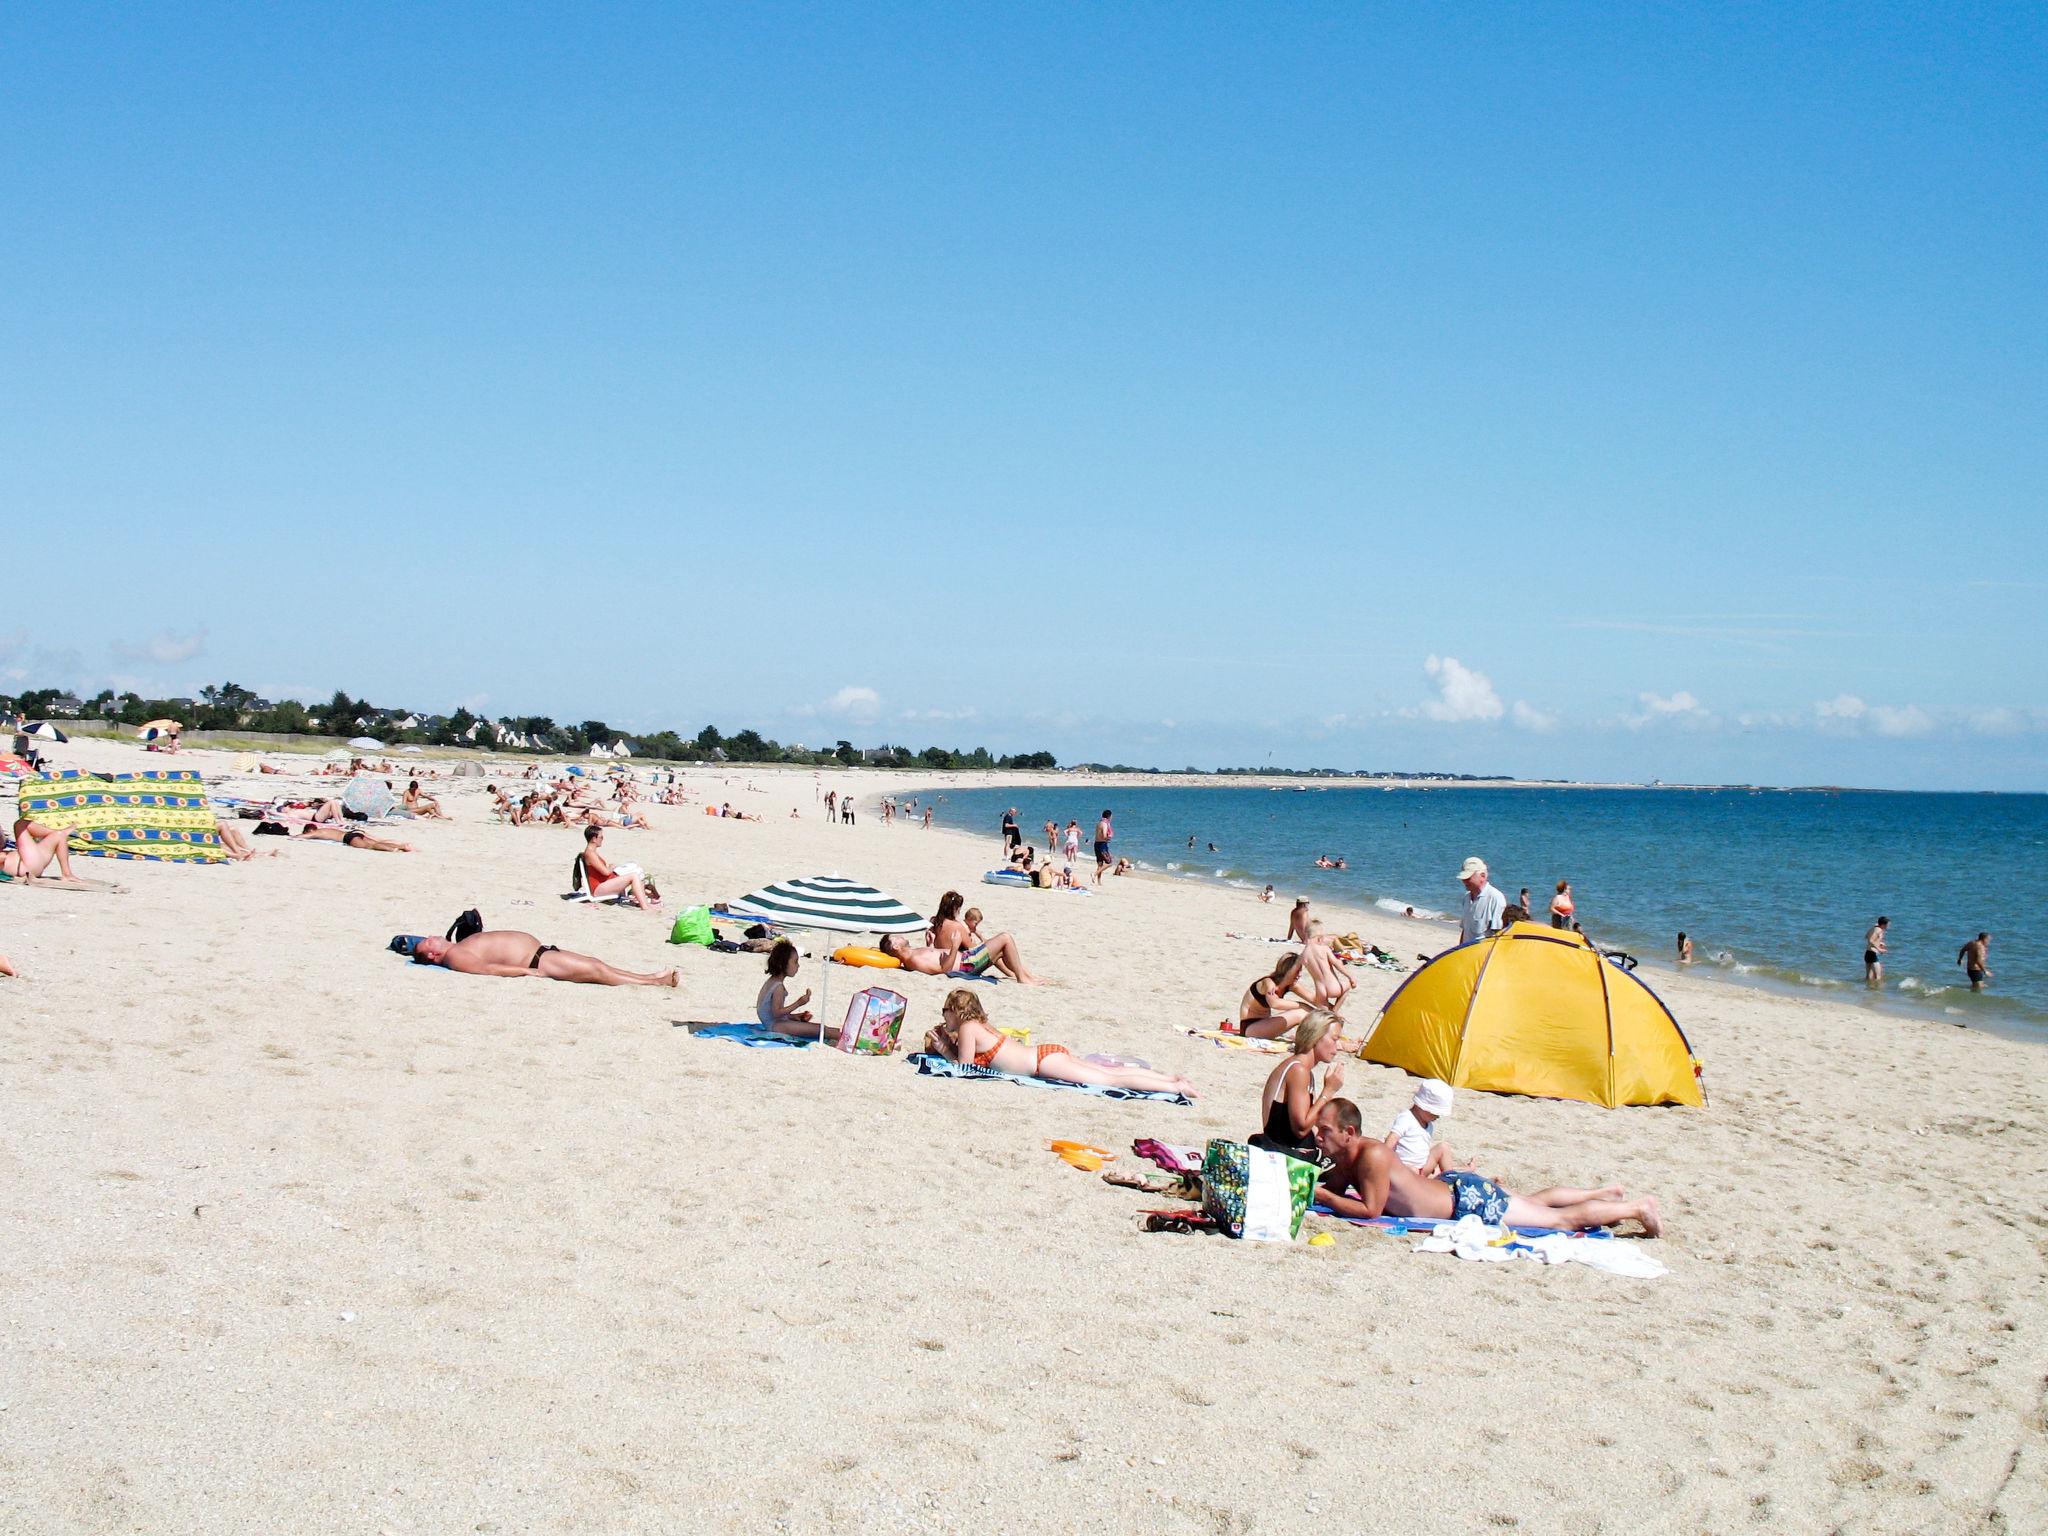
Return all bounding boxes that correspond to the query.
[667,906,716,946]
[1200,1138,1317,1242]
[837,987,908,1056]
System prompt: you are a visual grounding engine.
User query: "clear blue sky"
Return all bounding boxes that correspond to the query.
[3,4,2042,788]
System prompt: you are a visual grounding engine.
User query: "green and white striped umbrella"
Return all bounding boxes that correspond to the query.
[726,875,925,936]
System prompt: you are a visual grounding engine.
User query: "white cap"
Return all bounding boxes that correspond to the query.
[1413,1079,1454,1117]
[1457,857,1488,881]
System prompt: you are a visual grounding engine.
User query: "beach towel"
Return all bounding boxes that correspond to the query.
[1178,1026,1291,1054]
[686,1023,816,1049]
[1410,1215,1660,1277]
[17,770,227,862]
[905,1052,1191,1105]
[1309,1204,1613,1240]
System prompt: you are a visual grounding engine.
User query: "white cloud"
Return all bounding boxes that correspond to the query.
[825,685,882,722]
[1867,704,1934,738]
[111,627,208,665]
[899,705,977,723]
[1510,701,1557,732]
[1416,656,1504,723]
[1816,694,1866,721]
[1625,689,1712,730]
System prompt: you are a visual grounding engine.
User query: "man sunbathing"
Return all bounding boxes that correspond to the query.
[413,929,679,986]
[296,825,415,852]
[877,931,1047,984]
[925,989,1193,1095]
[1311,1099,1662,1235]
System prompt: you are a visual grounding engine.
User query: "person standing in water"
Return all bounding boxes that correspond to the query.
[1677,932,1694,965]
[1864,916,1889,987]
[1957,932,1993,992]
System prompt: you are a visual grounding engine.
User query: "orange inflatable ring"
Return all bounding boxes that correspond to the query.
[832,945,901,969]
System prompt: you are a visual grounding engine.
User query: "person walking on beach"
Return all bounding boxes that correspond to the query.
[824,789,837,823]
[1001,807,1020,857]
[1864,916,1889,987]
[1458,858,1506,945]
[1092,809,1113,886]
[1957,932,1993,992]
[1063,819,1081,867]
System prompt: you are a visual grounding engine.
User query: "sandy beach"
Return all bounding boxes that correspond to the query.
[4,739,2044,1534]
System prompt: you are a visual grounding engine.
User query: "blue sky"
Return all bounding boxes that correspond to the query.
[3,4,2043,788]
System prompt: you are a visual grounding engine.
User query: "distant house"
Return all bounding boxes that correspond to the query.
[247,697,274,713]
[610,739,636,758]
[166,697,197,712]
[393,714,422,731]
[48,694,84,717]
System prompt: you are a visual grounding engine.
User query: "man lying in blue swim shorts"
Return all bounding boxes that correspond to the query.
[1309,1099,1665,1236]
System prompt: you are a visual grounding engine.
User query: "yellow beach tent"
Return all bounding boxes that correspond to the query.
[1362,923,1704,1108]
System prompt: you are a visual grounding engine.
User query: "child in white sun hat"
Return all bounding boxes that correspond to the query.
[1385,1078,1459,1175]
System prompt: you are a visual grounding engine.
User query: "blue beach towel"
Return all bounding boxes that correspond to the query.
[687,1023,816,1049]
[906,1051,1191,1105]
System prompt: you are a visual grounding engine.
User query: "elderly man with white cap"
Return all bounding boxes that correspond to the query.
[1457,856,1506,945]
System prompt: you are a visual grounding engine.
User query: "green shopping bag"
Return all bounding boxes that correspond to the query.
[668,905,716,946]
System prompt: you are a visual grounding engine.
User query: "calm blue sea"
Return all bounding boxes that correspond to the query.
[931,785,2048,1039]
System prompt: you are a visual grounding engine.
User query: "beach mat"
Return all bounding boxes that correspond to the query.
[906,1051,1191,1105]
[18,769,227,863]
[1179,1026,1290,1054]
[1309,1203,1612,1240]
[683,1023,816,1049]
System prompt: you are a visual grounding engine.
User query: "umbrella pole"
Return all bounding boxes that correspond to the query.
[816,930,832,1045]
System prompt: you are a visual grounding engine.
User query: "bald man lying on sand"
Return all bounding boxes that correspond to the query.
[1311,1098,1663,1236]
[414,930,679,987]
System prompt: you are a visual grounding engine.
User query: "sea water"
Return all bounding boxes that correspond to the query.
[929,785,2048,1039]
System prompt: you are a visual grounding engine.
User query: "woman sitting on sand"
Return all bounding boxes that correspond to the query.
[756,940,815,1031]
[1235,952,1315,1039]
[2,818,84,886]
[402,781,447,819]
[1251,1009,1346,1165]
[926,990,1194,1096]
[577,826,659,909]
[928,891,971,951]
[877,931,1048,984]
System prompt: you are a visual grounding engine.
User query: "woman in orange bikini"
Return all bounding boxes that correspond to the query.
[926,990,1196,1097]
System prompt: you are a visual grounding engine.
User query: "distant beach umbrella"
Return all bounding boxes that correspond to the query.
[138,719,180,741]
[22,721,68,742]
[399,745,425,754]
[347,736,385,751]
[725,875,925,1042]
[341,775,396,819]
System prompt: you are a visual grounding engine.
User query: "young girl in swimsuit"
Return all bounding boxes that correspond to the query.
[756,940,815,1031]
[926,990,1195,1097]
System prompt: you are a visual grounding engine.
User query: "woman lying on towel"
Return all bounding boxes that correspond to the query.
[878,931,1047,985]
[1251,1009,1346,1165]
[925,990,1195,1097]
[1234,952,1315,1039]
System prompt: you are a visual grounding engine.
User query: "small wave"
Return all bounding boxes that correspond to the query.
[1795,975,1846,990]
[1374,897,1446,921]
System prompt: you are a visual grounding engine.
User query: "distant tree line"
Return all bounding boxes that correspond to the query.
[0,681,1059,771]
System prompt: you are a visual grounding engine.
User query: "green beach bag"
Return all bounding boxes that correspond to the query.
[1200,1138,1318,1242]
[668,906,716,946]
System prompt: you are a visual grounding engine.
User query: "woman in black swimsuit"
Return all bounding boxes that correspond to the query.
[1251,1010,1346,1166]
[1237,952,1313,1039]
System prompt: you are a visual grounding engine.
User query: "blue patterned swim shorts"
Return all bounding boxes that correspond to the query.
[1439,1171,1510,1225]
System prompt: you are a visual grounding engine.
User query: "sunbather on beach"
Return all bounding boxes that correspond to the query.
[0,950,16,977]
[929,891,972,951]
[1235,952,1314,1038]
[3,819,83,885]
[402,781,447,819]
[1252,1010,1346,1163]
[756,940,815,1031]
[577,826,659,909]
[1299,922,1355,1007]
[414,930,679,986]
[297,825,415,852]
[926,989,1193,1095]
[878,931,1047,984]
[212,819,277,860]
[1312,1099,1661,1235]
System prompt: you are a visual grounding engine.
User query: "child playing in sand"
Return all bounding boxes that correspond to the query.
[756,940,813,1030]
[1385,1079,1459,1175]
